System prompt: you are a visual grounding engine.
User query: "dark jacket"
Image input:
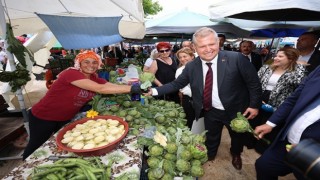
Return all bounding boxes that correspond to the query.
[156,51,262,119]
[269,66,320,145]
[306,49,320,74]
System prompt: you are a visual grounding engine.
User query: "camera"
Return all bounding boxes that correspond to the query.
[285,138,320,180]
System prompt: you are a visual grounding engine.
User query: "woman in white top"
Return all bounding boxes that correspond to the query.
[252,47,306,153]
[175,47,195,129]
[143,49,159,72]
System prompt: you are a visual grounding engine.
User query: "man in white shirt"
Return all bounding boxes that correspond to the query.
[255,66,320,180]
[296,32,320,74]
[147,27,262,170]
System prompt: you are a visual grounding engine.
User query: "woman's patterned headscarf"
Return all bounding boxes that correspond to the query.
[73,50,102,70]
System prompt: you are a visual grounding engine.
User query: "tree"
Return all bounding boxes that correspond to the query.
[143,0,163,17]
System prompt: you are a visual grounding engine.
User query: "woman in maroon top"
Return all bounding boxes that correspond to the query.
[23,50,141,160]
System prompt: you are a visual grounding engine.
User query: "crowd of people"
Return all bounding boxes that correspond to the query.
[142,28,320,179]
[1,26,319,179]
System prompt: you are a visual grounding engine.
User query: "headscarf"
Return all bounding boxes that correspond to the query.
[73,50,103,70]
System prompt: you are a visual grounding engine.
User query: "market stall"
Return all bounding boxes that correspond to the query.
[2,123,143,179]
[3,63,208,180]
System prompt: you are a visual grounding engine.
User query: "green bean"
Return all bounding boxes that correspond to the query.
[78,165,96,180]
[69,174,87,180]
[37,163,76,169]
[56,173,65,180]
[32,167,67,178]
[60,158,91,166]
[45,173,59,180]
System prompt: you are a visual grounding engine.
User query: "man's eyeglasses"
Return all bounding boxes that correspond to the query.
[159,49,170,53]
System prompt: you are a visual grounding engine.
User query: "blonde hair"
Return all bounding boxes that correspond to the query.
[176,47,195,67]
[176,47,195,59]
[270,47,299,72]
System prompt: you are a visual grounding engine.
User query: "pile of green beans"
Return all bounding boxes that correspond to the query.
[29,157,113,180]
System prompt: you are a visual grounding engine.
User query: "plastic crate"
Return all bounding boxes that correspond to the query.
[59,58,74,69]
[105,58,118,66]
[48,58,74,79]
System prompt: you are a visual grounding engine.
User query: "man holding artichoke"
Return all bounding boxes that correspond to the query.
[147,27,262,170]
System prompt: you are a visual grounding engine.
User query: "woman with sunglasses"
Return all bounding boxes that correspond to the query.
[149,42,179,103]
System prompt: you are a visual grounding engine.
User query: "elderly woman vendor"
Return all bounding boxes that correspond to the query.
[23,50,140,160]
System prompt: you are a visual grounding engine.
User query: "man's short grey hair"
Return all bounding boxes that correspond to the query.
[192,27,219,45]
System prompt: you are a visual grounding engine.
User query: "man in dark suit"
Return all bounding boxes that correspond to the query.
[148,27,262,170]
[239,40,263,71]
[254,66,320,179]
[218,34,232,51]
[297,32,320,74]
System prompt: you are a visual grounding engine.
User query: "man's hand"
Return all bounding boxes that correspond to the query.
[254,124,273,139]
[296,60,310,66]
[143,88,153,96]
[243,108,259,120]
[130,84,141,94]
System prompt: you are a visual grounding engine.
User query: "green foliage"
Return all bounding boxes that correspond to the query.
[0,65,31,92]
[143,0,163,17]
[6,23,34,68]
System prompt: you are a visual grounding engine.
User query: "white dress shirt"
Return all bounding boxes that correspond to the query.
[287,104,320,144]
[152,55,224,111]
[242,53,252,62]
[201,56,224,110]
[298,49,314,62]
[175,66,192,97]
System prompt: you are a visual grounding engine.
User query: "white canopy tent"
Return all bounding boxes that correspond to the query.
[208,0,320,21]
[208,0,320,31]
[0,0,146,40]
[146,9,250,38]
[0,0,146,136]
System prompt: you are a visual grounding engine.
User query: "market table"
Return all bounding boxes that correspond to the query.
[3,129,143,180]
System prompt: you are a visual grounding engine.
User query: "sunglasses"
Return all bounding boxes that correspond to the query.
[159,49,170,53]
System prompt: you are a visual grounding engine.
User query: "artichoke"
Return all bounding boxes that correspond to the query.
[147,157,161,169]
[165,142,177,154]
[190,143,207,160]
[176,159,190,173]
[230,112,270,144]
[191,165,205,177]
[230,112,251,133]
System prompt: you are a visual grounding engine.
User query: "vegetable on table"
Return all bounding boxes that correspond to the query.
[29,157,114,180]
[61,118,125,150]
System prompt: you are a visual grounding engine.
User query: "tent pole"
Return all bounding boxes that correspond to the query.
[266,37,275,60]
[0,3,30,136]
